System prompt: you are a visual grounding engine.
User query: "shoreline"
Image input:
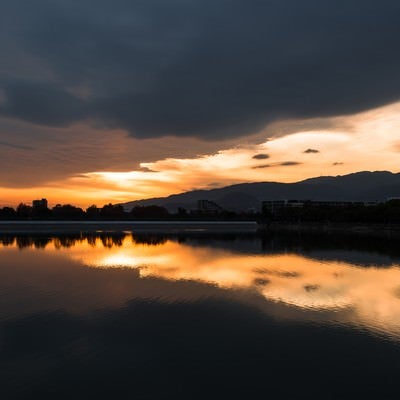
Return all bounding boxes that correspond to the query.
[1,220,400,238]
[0,220,258,234]
[264,221,400,238]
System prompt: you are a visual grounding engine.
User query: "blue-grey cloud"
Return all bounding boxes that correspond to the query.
[0,0,399,139]
[279,161,302,167]
[252,161,302,169]
[0,81,86,125]
[252,154,270,160]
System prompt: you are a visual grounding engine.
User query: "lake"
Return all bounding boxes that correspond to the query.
[1,231,400,399]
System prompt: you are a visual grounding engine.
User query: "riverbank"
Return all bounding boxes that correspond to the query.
[2,220,400,238]
[0,220,258,234]
[264,221,400,238]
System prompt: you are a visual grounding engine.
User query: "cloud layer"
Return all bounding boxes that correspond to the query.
[2,101,400,206]
[1,0,400,139]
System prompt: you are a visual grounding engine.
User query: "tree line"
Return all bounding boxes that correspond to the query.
[3,199,400,222]
[0,203,172,220]
[0,202,253,220]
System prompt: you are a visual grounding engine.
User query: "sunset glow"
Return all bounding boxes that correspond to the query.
[1,102,400,207]
[2,1,400,397]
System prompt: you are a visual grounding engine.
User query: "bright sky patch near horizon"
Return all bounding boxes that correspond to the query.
[0,0,399,207]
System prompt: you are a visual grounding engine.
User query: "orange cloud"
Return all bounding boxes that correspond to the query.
[1,102,400,207]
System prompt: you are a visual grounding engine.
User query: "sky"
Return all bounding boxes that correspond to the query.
[0,0,400,207]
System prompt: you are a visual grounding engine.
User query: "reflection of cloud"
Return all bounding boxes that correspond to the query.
[4,235,400,340]
[6,235,399,338]
[254,268,300,278]
[253,278,270,286]
[304,284,320,292]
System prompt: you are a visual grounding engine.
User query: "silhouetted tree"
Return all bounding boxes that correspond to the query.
[0,207,17,220]
[16,203,32,219]
[86,204,101,219]
[131,205,169,219]
[52,204,84,219]
[100,203,126,219]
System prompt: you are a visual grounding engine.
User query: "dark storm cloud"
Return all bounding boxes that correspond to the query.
[0,0,399,139]
[303,148,320,154]
[252,154,270,160]
[0,81,86,125]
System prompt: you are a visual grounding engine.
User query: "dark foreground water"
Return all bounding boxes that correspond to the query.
[1,232,400,399]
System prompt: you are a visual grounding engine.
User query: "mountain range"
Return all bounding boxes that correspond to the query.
[122,171,400,212]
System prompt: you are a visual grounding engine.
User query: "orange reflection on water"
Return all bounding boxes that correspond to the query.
[3,234,400,337]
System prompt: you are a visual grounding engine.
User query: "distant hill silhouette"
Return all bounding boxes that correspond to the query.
[122,171,400,212]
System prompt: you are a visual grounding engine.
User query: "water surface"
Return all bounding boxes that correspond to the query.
[1,232,400,399]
